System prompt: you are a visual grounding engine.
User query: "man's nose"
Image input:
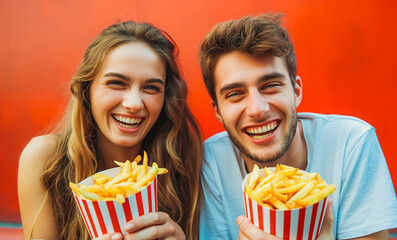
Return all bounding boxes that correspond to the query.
[246,90,269,118]
[122,88,143,112]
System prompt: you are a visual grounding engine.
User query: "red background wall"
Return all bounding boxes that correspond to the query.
[1,0,396,223]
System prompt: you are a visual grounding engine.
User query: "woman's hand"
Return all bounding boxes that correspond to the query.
[92,211,184,240]
[123,212,185,240]
[94,232,123,240]
[237,200,334,240]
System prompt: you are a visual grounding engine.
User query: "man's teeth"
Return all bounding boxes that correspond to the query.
[114,115,142,124]
[246,121,277,135]
[251,132,272,139]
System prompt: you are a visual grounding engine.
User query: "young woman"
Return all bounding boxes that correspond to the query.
[18,21,202,240]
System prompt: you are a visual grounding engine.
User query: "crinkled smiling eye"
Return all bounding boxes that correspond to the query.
[262,82,281,90]
[107,80,126,86]
[144,85,161,92]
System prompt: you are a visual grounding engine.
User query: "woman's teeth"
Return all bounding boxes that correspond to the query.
[114,115,142,128]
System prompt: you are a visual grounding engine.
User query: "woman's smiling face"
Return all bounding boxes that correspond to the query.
[90,41,166,149]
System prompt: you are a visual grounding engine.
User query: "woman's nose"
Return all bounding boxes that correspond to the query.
[122,89,143,112]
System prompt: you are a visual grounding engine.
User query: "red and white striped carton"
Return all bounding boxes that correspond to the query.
[72,167,158,239]
[242,168,329,240]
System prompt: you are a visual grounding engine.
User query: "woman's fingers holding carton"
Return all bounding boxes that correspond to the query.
[236,215,281,240]
[125,212,169,232]
[94,232,123,240]
[124,212,185,240]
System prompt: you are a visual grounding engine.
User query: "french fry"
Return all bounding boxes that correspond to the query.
[69,182,79,194]
[246,164,260,193]
[276,168,298,177]
[264,167,274,177]
[253,173,276,191]
[136,165,145,181]
[270,182,288,202]
[116,194,125,204]
[79,188,101,201]
[93,173,112,184]
[114,161,124,167]
[271,197,289,210]
[134,154,142,164]
[285,181,314,205]
[134,162,159,187]
[297,184,337,206]
[158,168,168,174]
[105,160,133,186]
[69,151,167,204]
[245,164,336,210]
[277,181,307,194]
[143,151,148,173]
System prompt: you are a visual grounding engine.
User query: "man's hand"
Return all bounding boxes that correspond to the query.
[317,199,334,240]
[236,216,281,240]
[236,200,334,240]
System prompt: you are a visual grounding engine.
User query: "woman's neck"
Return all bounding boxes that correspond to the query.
[97,133,142,170]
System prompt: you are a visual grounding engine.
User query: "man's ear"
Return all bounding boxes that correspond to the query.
[294,76,303,107]
[211,100,223,123]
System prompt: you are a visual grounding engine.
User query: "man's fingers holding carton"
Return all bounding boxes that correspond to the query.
[236,215,281,240]
[236,199,334,240]
[317,199,334,240]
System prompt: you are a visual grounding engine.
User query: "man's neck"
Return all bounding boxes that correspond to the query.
[244,120,307,172]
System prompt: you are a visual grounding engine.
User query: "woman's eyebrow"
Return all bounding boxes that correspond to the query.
[103,72,130,81]
[102,73,165,85]
[146,78,165,85]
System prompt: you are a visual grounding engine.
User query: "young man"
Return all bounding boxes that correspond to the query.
[198,13,397,239]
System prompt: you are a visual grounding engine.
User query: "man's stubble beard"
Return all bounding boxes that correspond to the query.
[225,107,298,164]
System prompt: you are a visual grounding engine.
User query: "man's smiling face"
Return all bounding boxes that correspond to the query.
[212,51,302,164]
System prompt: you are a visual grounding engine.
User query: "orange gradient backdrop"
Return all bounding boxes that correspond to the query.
[1,0,396,222]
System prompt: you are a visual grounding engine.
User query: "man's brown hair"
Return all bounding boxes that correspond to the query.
[199,13,297,104]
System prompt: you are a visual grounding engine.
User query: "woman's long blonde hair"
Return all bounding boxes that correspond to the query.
[39,21,202,240]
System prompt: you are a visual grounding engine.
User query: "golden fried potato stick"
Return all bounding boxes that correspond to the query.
[134,154,142,164]
[245,164,337,210]
[286,181,315,205]
[134,162,159,188]
[246,165,260,194]
[105,160,133,186]
[93,173,112,185]
[271,197,289,210]
[270,182,288,202]
[143,151,148,173]
[297,184,337,206]
[69,152,168,204]
[277,181,307,194]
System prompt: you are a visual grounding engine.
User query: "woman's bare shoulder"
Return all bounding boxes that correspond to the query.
[18,134,59,195]
[18,134,60,239]
[19,134,58,168]
[22,134,58,155]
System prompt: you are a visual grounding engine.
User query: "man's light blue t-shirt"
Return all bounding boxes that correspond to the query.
[199,113,397,239]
